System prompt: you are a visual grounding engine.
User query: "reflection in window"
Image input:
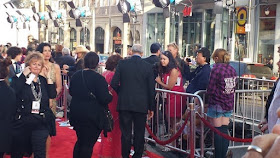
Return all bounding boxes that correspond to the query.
[182,12,202,57]
[70,28,76,51]
[80,28,90,46]
[58,28,64,44]
[146,13,165,56]
[258,4,276,68]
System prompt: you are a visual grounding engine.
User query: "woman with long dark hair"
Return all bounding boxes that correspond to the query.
[69,52,112,158]
[0,58,16,158]
[36,42,62,158]
[155,51,186,145]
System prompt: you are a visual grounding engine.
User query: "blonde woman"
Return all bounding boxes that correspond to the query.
[207,49,237,158]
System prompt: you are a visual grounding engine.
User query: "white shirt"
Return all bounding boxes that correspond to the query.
[268,81,280,132]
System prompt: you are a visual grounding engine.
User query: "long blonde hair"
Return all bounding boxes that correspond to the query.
[212,49,230,63]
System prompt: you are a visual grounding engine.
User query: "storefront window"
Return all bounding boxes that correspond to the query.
[205,9,216,54]
[258,4,276,67]
[70,28,76,51]
[80,28,90,46]
[182,12,202,57]
[146,13,165,56]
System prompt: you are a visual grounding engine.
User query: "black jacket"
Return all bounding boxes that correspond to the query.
[111,56,156,113]
[69,70,113,128]
[10,74,57,153]
[265,79,280,120]
[143,55,159,65]
[67,59,84,77]
[0,81,16,152]
[57,55,76,68]
[143,55,160,79]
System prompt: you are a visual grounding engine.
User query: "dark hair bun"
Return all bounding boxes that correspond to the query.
[0,58,12,67]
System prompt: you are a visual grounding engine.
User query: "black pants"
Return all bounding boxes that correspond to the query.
[214,126,229,158]
[0,152,4,158]
[73,125,101,158]
[119,111,147,158]
[11,129,49,158]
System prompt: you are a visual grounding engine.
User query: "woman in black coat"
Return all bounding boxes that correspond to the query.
[0,58,16,158]
[10,52,56,158]
[69,52,112,158]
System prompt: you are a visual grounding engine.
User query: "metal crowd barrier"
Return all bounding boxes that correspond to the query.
[194,89,271,156]
[238,77,276,90]
[145,88,205,158]
[56,74,70,120]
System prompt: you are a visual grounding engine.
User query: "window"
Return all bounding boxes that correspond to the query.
[70,28,76,51]
[258,4,276,66]
[182,12,203,57]
[146,13,165,56]
[80,28,90,46]
[58,28,64,44]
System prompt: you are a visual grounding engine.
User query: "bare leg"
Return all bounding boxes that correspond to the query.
[46,136,51,158]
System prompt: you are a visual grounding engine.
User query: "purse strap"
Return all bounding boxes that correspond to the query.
[81,70,96,99]
[81,70,109,110]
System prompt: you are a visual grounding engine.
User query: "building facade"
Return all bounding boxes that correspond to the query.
[40,0,280,73]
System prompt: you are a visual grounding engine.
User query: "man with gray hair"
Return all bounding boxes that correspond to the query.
[59,47,75,68]
[111,44,155,158]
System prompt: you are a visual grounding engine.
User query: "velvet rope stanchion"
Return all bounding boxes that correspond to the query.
[197,115,252,143]
[56,86,64,101]
[145,112,191,145]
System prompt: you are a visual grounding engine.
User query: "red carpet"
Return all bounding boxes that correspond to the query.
[49,122,163,158]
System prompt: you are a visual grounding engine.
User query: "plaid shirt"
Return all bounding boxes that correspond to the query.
[207,63,237,111]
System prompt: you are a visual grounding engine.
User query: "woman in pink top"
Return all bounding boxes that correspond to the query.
[99,54,123,158]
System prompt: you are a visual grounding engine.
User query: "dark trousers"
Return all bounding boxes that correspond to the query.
[73,125,101,158]
[11,129,49,158]
[0,152,3,158]
[119,111,147,158]
[214,125,229,158]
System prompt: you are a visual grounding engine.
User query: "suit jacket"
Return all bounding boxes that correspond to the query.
[111,55,156,113]
[8,64,16,81]
[143,55,159,65]
[143,55,160,79]
[0,81,16,152]
[60,55,76,68]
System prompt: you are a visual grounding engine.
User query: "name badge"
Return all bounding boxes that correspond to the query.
[31,101,40,114]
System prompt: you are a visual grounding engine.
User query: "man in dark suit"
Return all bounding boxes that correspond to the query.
[7,46,23,82]
[59,47,75,68]
[144,43,160,65]
[111,44,155,158]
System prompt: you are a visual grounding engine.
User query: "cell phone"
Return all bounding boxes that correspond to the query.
[186,58,191,62]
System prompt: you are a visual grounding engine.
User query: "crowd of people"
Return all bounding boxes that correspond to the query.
[0,37,280,158]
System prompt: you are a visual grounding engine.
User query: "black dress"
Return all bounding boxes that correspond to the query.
[0,81,16,153]
[10,74,56,154]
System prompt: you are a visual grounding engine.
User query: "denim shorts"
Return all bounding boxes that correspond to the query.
[207,106,232,118]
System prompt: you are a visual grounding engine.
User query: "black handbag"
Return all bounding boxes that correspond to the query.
[81,70,114,137]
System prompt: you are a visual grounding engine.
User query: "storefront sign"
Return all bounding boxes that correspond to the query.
[236,7,247,34]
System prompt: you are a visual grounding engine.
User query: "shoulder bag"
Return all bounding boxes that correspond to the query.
[81,70,114,137]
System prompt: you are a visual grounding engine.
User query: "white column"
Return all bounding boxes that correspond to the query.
[214,14,223,50]
[142,13,148,56]
[123,23,129,57]
[64,20,70,48]
[178,14,183,57]
[165,17,170,50]
[273,3,280,74]
[104,23,110,54]
[77,28,81,45]
[91,7,96,51]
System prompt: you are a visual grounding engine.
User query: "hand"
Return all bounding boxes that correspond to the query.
[43,65,50,79]
[63,64,69,70]
[147,110,154,120]
[61,69,68,75]
[155,76,162,84]
[258,119,268,133]
[23,66,31,76]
